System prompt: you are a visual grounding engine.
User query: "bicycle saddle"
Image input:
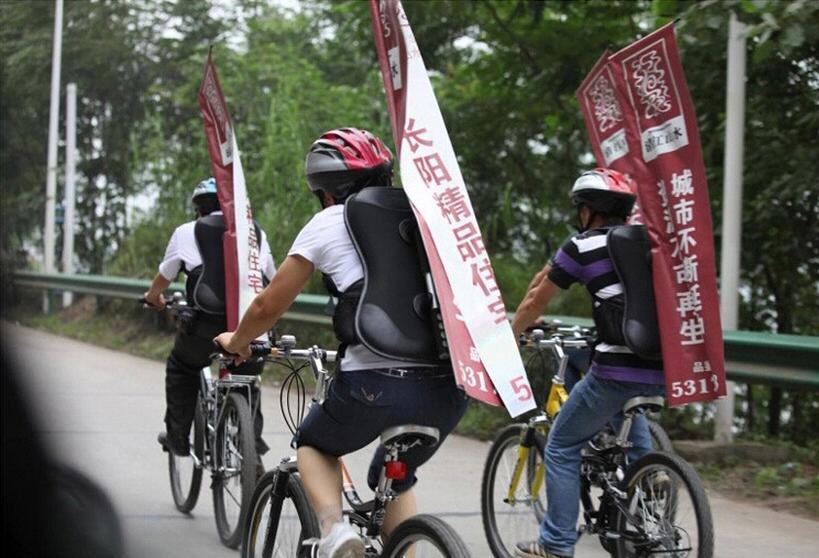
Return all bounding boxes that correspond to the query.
[622,395,665,415]
[380,425,440,451]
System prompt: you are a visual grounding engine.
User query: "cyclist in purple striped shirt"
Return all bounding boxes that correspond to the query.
[511,168,665,558]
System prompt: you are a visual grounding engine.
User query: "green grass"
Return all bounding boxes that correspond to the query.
[11,297,175,362]
[693,444,819,519]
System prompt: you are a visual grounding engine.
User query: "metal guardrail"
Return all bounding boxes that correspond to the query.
[12,271,819,388]
[12,270,333,326]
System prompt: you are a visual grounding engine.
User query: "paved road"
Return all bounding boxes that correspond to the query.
[6,324,817,557]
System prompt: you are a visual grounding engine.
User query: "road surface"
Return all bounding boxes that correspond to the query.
[5,324,817,557]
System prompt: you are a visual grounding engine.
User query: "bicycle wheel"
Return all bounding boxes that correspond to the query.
[213,391,257,548]
[648,420,674,453]
[168,394,204,513]
[241,469,319,558]
[613,451,713,558]
[481,424,546,558]
[381,514,470,558]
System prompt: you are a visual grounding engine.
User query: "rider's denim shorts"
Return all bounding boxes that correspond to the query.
[294,367,469,493]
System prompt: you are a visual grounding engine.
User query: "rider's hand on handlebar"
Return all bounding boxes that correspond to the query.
[213,331,251,364]
[142,290,165,310]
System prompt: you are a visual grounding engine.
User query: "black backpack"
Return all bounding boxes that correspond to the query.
[606,225,662,360]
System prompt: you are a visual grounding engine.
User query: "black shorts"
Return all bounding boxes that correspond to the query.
[294,368,469,492]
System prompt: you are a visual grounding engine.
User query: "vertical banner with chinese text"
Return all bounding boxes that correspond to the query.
[370,0,535,417]
[198,52,265,330]
[577,50,648,224]
[579,24,725,406]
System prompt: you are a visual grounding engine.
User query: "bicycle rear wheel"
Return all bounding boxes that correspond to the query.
[213,391,257,548]
[648,419,674,453]
[241,468,319,558]
[168,394,204,513]
[381,514,470,558]
[481,424,546,558]
[613,451,713,558]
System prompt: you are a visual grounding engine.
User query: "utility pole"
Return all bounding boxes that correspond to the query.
[62,82,77,308]
[43,0,64,312]
[715,12,747,443]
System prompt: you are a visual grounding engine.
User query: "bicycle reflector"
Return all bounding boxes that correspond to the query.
[385,461,408,481]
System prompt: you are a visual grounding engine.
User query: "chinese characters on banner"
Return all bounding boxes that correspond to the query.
[576,23,726,406]
[198,52,265,331]
[369,0,535,417]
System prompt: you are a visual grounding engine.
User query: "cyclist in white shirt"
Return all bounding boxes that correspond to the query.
[215,129,468,558]
[144,178,275,468]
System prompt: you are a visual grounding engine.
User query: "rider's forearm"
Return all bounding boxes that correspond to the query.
[226,256,313,351]
[227,292,285,349]
[511,274,559,337]
[147,273,171,297]
[511,293,544,338]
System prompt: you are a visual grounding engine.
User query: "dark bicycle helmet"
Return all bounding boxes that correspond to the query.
[570,168,636,219]
[305,128,393,200]
[191,177,219,216]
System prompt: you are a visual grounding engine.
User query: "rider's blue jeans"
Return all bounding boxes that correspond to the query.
[539,373,664,556]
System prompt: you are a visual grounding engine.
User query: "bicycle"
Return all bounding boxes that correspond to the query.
[142,292,263,548]
[239,334,470,558]
[481,325,713,558]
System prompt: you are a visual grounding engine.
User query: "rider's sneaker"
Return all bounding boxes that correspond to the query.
[642,470,673,508]
[157,432,189,457]
[514,540,571,558]
[318,521,364,558]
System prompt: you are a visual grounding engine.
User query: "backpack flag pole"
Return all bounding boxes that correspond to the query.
[369,0,536,417]
[577,24,726,407]
[198,50,265,330]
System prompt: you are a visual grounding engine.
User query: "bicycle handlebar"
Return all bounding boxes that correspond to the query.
[519,326,595,351]
[138,292,186,311]
[210,340,337,364]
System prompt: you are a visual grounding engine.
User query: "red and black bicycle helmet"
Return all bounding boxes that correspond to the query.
[570,168,636,219]
[305,128,393,200]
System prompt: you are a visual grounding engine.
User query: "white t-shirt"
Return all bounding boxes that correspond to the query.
[288,205,416,371]
[158,211,276,281]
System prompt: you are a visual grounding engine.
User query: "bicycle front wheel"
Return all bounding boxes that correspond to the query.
[213,391,257,548]
[168,394,204,513]
[381,514,470,558]
[241,469,319,558]
[481,424,546,558]
[613,451,713,558]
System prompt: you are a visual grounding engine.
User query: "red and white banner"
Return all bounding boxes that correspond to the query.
[577,50,647,224]
[198,52,265,330]
[577,23,725,406]
[370,0,535,417]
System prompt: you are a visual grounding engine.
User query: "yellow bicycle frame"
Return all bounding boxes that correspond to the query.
[546,378,569,421]
[505,378,569,504]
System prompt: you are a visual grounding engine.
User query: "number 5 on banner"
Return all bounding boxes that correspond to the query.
[511,376,533,402]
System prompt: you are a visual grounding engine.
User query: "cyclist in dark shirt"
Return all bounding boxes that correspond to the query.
[511,169,665,558]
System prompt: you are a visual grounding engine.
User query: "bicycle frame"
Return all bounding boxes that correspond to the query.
[194,363,260,475]
[504,324,663,544]
[504,328,589,506]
